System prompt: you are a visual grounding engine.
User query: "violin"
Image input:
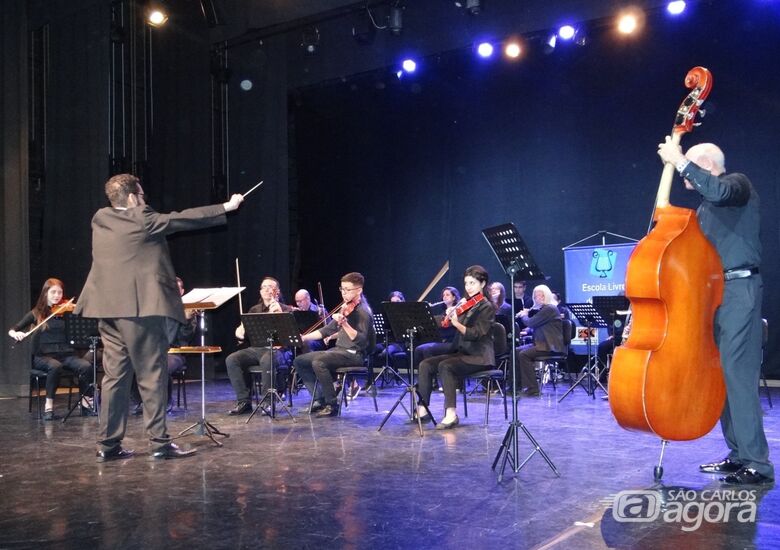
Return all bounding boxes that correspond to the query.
[51,300,76,315]
[340,297,361,319]
[441,292,485,328]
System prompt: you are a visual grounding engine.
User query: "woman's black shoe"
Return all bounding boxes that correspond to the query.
[228,401,252,415]
[410,413,433,424]
[315,404,340,417]
[43,410,61,421]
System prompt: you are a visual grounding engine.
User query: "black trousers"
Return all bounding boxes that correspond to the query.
[33,353,93,400]
[417,353,485,410]
[225,347,287,402]
[293,349,362,405]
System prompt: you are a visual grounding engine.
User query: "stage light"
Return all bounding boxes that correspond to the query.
[558,25,576,40]
[544,34,557,54]
[301,27,320,55]
[146,2,169,27]
[476,42,494,58]
[454,0,481,15]
[401,59,416,73]
[667,1,686,15]
[617,13,639,34]
[504,42,522,59]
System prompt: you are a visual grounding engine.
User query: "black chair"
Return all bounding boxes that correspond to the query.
[249,350,293,408]
[463,322,509,426]
[28,365,77,419]
[761,318,772,409]
[535,318,574,390]
[308,327,379,416]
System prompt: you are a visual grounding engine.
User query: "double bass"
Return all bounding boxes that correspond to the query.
[608,67,725,480]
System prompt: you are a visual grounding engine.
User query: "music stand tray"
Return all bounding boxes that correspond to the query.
[293,310,320,334]
[592,295,630,345]
[62,314,101,422]
[559,303,609,401]
[377,302,441,436]
[241,312,300,422]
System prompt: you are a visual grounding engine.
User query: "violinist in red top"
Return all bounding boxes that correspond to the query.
[417,265,496,429]
[296,272,374,417]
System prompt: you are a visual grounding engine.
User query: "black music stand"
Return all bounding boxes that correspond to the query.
[377,301,440,436]
[241,312,300,423]
[62,314,100,422]
[482,222,559,481]
[558,303,609,402]
[371,312,406,387]
[293,310,320,333]
[592,295,630,347]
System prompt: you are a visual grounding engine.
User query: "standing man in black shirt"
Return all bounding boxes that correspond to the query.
[658,139,772,485]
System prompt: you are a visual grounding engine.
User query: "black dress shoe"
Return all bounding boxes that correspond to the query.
[435,416,460,430]
[315,404,340,417]
[721,467,774,485]
[150,443,197,460]
[699,457,743,474]
[43,410,61,421]
[410,413,433,424]
[228,401,252,415]
[96,446,135,463]
[302,401,324,414]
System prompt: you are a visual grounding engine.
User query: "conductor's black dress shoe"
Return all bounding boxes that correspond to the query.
[699,457,742,474]
[721,467,774,486]
[149,443,197,460]
[96,446,135,463]
[315,403,340,417]
[228,401,252,415]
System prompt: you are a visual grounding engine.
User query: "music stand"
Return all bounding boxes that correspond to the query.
[377,301,440,436]
[592,295,630,347]
[178,286,243,447]
[62,314,101,422]
[482,222,559,481]
[558,303,609,402]
[293,310,320,333]
[241,312,300,423]
[371,312,406,387]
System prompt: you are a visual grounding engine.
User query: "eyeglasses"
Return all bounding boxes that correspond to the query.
[339,286,362,293]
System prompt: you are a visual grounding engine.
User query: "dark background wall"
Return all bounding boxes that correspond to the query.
[2,0,778,394]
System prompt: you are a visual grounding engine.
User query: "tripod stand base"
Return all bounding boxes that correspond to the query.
[492,420,560,482]
[246,389,296,423]
[179,418,229,447]
[377,384,436,437]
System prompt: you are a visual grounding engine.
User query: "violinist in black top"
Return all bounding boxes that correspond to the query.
[417,265,496,429]
[297,272,373,417]
[8,278,94,420]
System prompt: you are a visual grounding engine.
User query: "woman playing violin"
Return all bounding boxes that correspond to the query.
[226,277,293,415]
[7,278,94,420]
[417,265,495,429]
[296,272,373,417]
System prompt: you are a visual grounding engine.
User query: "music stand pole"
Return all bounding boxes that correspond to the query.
[558,304,609,403]
[245,331,296,424]
[482,223,559,481]
[179,311,229,446]
[62,316,100,423]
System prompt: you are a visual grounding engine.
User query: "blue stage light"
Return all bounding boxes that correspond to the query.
[402,59,417,73]
[667,1,686,15]
[476,42,494,58]
[558,25,576,40]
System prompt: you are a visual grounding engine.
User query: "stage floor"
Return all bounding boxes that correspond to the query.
[1,378,778,549]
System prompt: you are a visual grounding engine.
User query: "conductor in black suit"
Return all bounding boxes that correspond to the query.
[76,173,243,462]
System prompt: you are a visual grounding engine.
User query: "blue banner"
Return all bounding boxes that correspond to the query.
[564,243,636,353]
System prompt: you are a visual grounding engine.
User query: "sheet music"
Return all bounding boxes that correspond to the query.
[181,287,245,309]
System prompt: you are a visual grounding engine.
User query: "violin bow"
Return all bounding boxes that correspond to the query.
[416,260,450,302]
[235,258,244,315]
[21,298,76,340]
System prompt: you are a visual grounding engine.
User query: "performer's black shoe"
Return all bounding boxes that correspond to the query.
[302,401,324,414]
[721,467,774,485]
[96,446,135,463]
[435,416,460,430]
[315,403,340,417]
[228,401,252,415]
[149,443,197,460]
[410,413,433,424]
[43,410,61,421]
[699,457,742,474]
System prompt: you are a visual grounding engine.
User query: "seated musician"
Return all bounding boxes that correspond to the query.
[226,277,293,415]
[8,278,94,420]
[513,284,565,397]
[416,265,495,429]
[295,272,373,417]
[413,286,460,367]
[294,289,326,352]
[358,290,407,396]
[489,281,513,336]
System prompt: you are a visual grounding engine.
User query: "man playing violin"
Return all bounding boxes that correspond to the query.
[417,265,495,429]
[295,272,373,417]
[658,139,772,485]
[226,277,293,415]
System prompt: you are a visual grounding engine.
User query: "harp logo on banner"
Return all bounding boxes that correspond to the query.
[591,248,616,279]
